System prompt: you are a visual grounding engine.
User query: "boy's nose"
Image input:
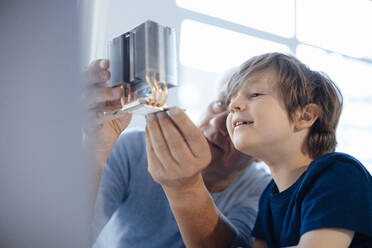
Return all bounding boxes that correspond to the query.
[228,95,246,113]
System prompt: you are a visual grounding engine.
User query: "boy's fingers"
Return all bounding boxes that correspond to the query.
[166,107,210,159]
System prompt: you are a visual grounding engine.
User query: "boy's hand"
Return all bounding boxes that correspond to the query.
[145,107,211,193]
[82,59,132,162]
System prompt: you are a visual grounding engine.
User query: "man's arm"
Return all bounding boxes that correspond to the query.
[145,108,237,248]
[162,176,237,248]
[92,132,132,242]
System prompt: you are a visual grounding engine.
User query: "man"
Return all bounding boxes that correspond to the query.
[145,53,372,248]
[84,59,271,247]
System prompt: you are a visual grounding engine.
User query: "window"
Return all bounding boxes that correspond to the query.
[177,0,295,38]
[180,20,289,73]
[296,0,372,59]
[178,20,289,124]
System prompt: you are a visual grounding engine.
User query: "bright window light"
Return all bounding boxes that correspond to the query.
[176,0,295,38]
[180,19,290,73]
[297,44,372,171]
[297,44,372,99]
[296,0,372,59]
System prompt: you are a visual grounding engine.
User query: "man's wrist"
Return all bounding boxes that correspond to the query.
[162,174,209,206]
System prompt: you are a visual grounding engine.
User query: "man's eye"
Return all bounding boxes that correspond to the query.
[213,100,227,111]
[216,101,224,107]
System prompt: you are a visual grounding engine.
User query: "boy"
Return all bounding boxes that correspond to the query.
[226,53,372,247]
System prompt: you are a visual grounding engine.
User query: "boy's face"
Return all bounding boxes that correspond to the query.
[226,69,295,158]
[198,89,255,173]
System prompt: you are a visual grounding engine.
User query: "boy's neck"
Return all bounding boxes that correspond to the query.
[266,153,313,192]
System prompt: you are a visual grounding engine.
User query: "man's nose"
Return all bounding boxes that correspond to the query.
[209,112,228,135]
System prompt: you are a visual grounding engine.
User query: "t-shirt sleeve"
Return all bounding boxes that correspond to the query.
[224,169,272,247]
[92,131,133,241]
[300,158,372,238]
[226,203,260,247]
[251,181,272,241]
[251,207,265,241]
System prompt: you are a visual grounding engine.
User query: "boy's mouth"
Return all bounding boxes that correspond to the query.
[233,120,254,128]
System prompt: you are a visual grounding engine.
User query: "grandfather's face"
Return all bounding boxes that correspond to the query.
[198,89,255,172]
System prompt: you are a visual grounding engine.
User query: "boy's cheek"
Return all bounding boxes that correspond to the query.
[226,115,234,138]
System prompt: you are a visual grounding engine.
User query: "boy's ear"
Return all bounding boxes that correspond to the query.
[294,104,320,131]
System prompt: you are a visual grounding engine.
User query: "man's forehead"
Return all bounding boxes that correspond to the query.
[216,67,239,98]
[216,87,229,102]
[217,81,229,99]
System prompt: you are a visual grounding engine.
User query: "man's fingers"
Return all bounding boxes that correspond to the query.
[145,128,166,177]
[146,113,210,189]
[82,86,122,109]
[84,59,111,85]
[84,69,110,86]
[115,113,133,130]
[106,114,133,135]
[145,114,179,169]
[98,59,110,70]
[88,59,109,71]
[156,111,194,166]
[166,107,210,159]
[86,108,131,126]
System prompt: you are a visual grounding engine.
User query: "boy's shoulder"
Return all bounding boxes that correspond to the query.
[302,152,371,188]
[297,152,372,243]
[290,152,372,214]
[259,152,371,205]
[255,152,372,245]
[311,152,363,168]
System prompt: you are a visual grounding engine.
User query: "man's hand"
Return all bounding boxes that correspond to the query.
[82,59,132,198]
[145,107,211,192]
[145,107,237,248]
[82,59,132,156]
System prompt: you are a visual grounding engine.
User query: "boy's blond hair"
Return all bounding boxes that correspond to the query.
[226,52,343,159]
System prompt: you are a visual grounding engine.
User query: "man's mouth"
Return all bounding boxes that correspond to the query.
[206,139,224,151]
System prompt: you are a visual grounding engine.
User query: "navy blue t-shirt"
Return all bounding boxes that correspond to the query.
[252,152,372,247]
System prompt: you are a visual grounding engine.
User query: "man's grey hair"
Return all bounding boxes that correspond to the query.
[217,67,238,93]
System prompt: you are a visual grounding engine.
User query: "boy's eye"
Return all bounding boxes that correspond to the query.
[251,93,261,97]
